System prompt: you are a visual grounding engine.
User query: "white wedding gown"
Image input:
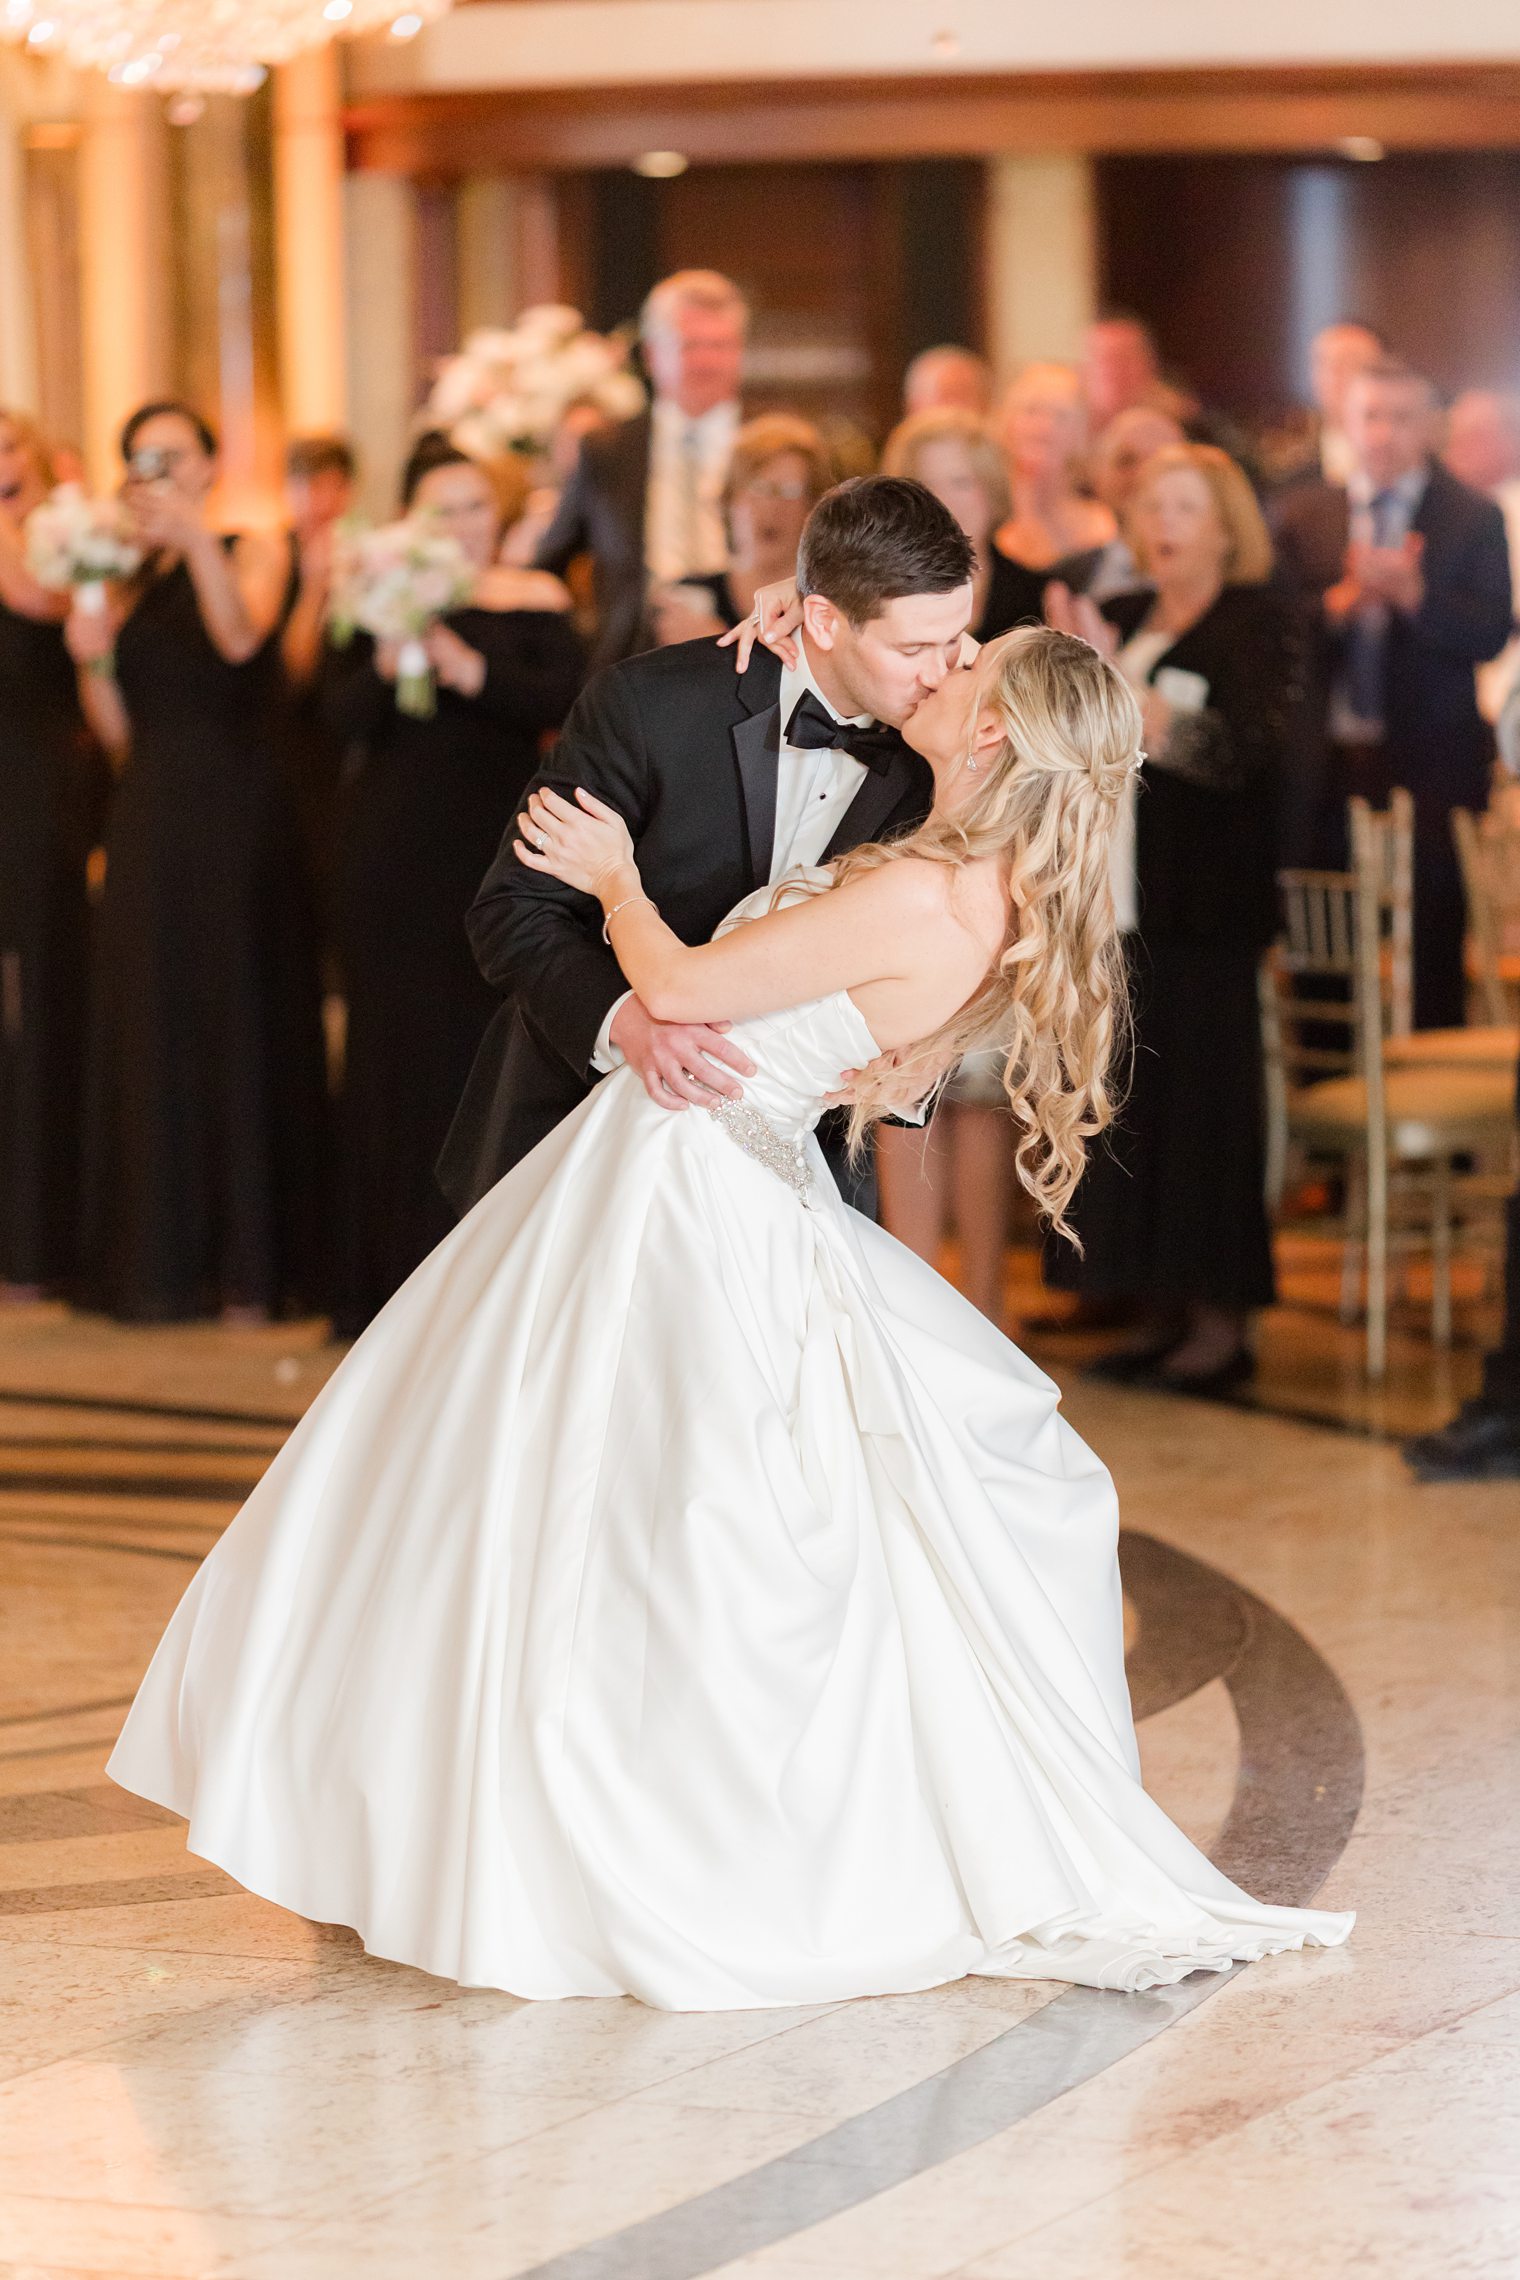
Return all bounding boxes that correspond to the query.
[109,876,1353,2009]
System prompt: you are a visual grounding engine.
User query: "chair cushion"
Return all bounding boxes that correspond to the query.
[1383,1025,1519,1068]
[1289,1064,1518,1156]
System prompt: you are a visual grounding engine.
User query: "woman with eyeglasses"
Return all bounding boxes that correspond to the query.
[67,400,329,1323]
[648,414,833,647]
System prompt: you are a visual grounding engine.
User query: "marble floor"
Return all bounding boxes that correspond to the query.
[0,1278,1516,2280]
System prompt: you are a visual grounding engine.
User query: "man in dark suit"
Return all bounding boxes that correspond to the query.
[1272,359,1514,1028]
[535,270,747,670]
[437,476,975,1217]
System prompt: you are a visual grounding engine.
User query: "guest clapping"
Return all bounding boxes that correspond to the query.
[0,411,102,1298]
[324,439,584,1333]
[649,415,831,645]
[1049,445,1300,1394]
[995,363,1115,574]
[69,401,328,1323]
[1272,359,1513,1024]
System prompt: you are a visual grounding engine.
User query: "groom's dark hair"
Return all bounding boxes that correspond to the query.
[796,476,976,627]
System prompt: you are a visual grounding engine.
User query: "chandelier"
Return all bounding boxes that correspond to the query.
[0,0,455,94]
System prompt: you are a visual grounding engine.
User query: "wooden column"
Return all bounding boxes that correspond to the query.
[984,154,1097,380]
[79,81,172,487]
[456,175,521,335]
[274,45,348,435]
[343,170,419,518]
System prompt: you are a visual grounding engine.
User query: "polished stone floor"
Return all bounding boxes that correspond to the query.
[1,1270,1516,2280]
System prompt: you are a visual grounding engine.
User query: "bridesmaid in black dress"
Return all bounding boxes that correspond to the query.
[68,401,328,1322]
[324,438,583,1334]
[0,411,104,1296]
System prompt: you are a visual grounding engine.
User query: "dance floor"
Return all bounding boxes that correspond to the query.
[1,1278,1517,2280]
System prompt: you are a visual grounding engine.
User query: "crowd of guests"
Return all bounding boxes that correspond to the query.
[0,401,584,1335]
[0,267,1515,1446]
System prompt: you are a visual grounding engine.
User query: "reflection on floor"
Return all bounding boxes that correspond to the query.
[0,1284,1516,2280]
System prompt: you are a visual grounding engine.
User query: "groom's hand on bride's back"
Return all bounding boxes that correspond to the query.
[609,997,755,1111]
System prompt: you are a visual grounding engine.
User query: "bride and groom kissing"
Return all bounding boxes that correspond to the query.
[436,473,974,1217]
[106,474,1352,2009]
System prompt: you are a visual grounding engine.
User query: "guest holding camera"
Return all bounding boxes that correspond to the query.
[68,401,328,1323]
[1048,444,1302,1393]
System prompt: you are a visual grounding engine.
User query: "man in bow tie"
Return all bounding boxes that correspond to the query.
[438,477,975,1216]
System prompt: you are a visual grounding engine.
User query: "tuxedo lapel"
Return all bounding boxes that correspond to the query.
[730,649,783,890]
[822,744,924,862]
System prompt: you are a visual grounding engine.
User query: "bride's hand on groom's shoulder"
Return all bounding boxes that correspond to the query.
[825,1048,927,1115]
[718,579,803,672]
[515,785,636,899]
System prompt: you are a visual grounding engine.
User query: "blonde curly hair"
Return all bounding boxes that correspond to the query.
[831,625,1141,1239]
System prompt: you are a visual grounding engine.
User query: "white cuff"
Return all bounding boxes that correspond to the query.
[591,991,633,1073]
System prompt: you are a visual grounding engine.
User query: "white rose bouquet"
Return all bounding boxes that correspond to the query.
[25,484,142,675]
[329,515,476,718]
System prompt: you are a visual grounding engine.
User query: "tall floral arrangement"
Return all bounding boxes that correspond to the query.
[425,305,645,460]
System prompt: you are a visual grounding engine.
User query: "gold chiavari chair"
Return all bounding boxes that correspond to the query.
[1452,803,1520,1029]
[1262,851,1515,1380]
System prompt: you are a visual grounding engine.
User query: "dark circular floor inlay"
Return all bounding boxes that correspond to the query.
[508,1531,1364,2280]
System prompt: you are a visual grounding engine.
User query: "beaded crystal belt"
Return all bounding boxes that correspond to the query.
[705,1097,813,1202]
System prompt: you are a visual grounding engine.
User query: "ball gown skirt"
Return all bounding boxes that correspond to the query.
[109,884,1352,2009]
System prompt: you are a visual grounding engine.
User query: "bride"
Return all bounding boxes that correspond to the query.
[108,624,1352,2008]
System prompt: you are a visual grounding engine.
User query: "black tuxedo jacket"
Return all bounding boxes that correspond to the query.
[435,638,933,1214]
[1270,460,1512,811]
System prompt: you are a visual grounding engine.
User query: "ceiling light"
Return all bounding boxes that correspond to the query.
[0,0,453,92]
[634,150,689,179]
[1338,136,1386,163]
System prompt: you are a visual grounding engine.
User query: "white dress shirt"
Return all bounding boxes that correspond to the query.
[591,642,873,1071]
[644,397,739,584]
[769,648,871,882]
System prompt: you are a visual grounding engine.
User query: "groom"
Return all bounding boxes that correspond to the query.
[436,476,976,1214]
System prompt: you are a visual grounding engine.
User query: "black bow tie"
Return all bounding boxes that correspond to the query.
[785,689,902,776]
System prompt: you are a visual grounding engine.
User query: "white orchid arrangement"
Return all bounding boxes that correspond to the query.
[25,483,144,675]
[329,515,477,719]
[425,304,646,459]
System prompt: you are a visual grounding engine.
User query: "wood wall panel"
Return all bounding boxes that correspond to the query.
[345,63,1520,177]
[1099,152,1520,415]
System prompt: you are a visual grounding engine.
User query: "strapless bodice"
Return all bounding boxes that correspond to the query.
[710,871,880,1145]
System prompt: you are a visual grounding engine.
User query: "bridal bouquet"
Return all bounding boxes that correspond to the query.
[426,304,645,459]
[25,484,142,674]
[328,515,476,718]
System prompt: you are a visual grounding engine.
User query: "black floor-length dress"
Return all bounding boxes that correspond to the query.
[1051,584,1303,1316]
[81,552,330,1320]
[0,600,105,1287]
[326,606,583,1333]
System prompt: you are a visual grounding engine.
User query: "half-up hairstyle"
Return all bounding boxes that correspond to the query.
[832,625,1141,1239]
